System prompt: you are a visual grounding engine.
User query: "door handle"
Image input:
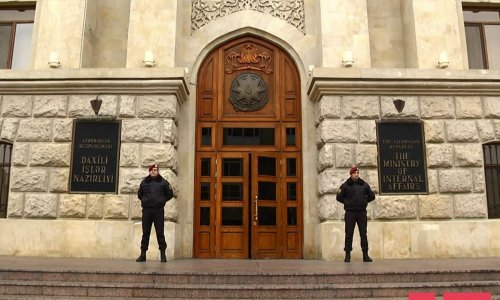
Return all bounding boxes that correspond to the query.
[254,195,258,225]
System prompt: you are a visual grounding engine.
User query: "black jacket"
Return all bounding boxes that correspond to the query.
[137,174,173,208]
[336,177,375,211]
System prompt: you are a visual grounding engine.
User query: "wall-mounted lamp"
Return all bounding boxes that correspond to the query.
[90,95,102,116]
[437,51,449,69]
[143,50,156,67]
[48,51,61,68]
[393,99,405,113]
[342,50,354,68]
[308,64,315,76]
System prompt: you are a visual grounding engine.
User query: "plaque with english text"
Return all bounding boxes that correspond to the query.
[377,121,428,195]
[70,120,121,193]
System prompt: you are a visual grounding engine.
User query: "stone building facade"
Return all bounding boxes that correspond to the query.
[0,0,499,261]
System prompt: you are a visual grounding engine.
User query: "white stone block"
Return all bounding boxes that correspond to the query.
[0,118,19,142]
[359,120,376,143]
[138,95,178,120]
[454,194,487,218]
[355,144,378,167]
[317,168,347,196]
[315,95,341,125]
[59,194,86,218]
[30,143,71,167]
[427,169,438,194]
[317,144,334,172]
[53,119,73,142]
[471,168,485,193]
[426,144,453,168]
[438,169,472,193]
[120,143,139,167]
[455,96,482,118]
[423,120,445,143]
[49,168,69,193]
[374,196,417,219]
[317,120,358,145]
[12,143,29,166]
[381,96,419,118]
[141,144,178,172]
[17,119,52,142]
[163,119,178,146]
[495,120,500,138]
[68,95,96,117]
[33,95,67,117]
[477,120,495,142]
[122,120,161,142]
[87,194,104,219]
[7,193,24,217]
[483,96,500,118]
[130,199,141,220]
[420,96,454,119]
[104,195,130,219]
[418,195,453,219]
[318,194,339,221]
[120,168,147,194]
[165,197,178,222]
[445,120,479,142]
[24,193,58,218]
[335,144,353,168]
[454,144,482,167]
[11,168,48,192]
[119,95,136,118]
[342,96,379,119]
[1,95,32,117]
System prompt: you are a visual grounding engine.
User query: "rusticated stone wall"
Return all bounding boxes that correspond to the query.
[1,94,179,222]
[316,95,500,222]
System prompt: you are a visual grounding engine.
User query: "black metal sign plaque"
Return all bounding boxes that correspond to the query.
[70,120,121,193]
[377,121,428,195]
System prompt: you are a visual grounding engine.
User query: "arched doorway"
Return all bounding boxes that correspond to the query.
[193,35,302,259]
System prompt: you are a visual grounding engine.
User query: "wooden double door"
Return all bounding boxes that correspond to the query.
[195,150,302,259]
[194,36,302,258]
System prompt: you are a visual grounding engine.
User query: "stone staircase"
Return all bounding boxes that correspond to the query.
[0,257,499,299]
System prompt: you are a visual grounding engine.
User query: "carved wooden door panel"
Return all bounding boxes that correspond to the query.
[194,35,302,259]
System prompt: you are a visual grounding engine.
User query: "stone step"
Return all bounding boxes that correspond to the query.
[1,269,499,285]
[0,279,499,299]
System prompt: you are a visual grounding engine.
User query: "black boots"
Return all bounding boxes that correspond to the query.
[344,251,372,262]
[136,250,167,263]
[344,251,351,263]
[136,250,146,262]
[363,251,372,262]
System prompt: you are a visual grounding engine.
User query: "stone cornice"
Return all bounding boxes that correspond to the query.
[0,68,190,104]
[307,68,500,102]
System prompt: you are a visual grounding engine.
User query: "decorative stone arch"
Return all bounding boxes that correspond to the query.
[176,28,318,259]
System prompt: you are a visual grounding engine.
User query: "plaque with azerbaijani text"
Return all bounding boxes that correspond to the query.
[377,121,428,195]
[70,120,121,193]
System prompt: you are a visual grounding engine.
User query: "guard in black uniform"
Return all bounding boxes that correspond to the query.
[136,164,173,263]
[336,165,375,263]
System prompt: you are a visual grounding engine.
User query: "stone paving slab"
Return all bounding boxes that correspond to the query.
[1,256,500,275]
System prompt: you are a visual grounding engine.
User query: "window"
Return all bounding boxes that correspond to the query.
[0,4,35,69]
[463,8,500,70]
[483,143,500,218]
[0,142,12,218]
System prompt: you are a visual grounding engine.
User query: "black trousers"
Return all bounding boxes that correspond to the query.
[344,210,368,252]
[140,207,167,251]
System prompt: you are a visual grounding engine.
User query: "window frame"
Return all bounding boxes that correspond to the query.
[463,7,500,69]
[0,142,12,218]
[0,4,35,69]
[483,142,500,219]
